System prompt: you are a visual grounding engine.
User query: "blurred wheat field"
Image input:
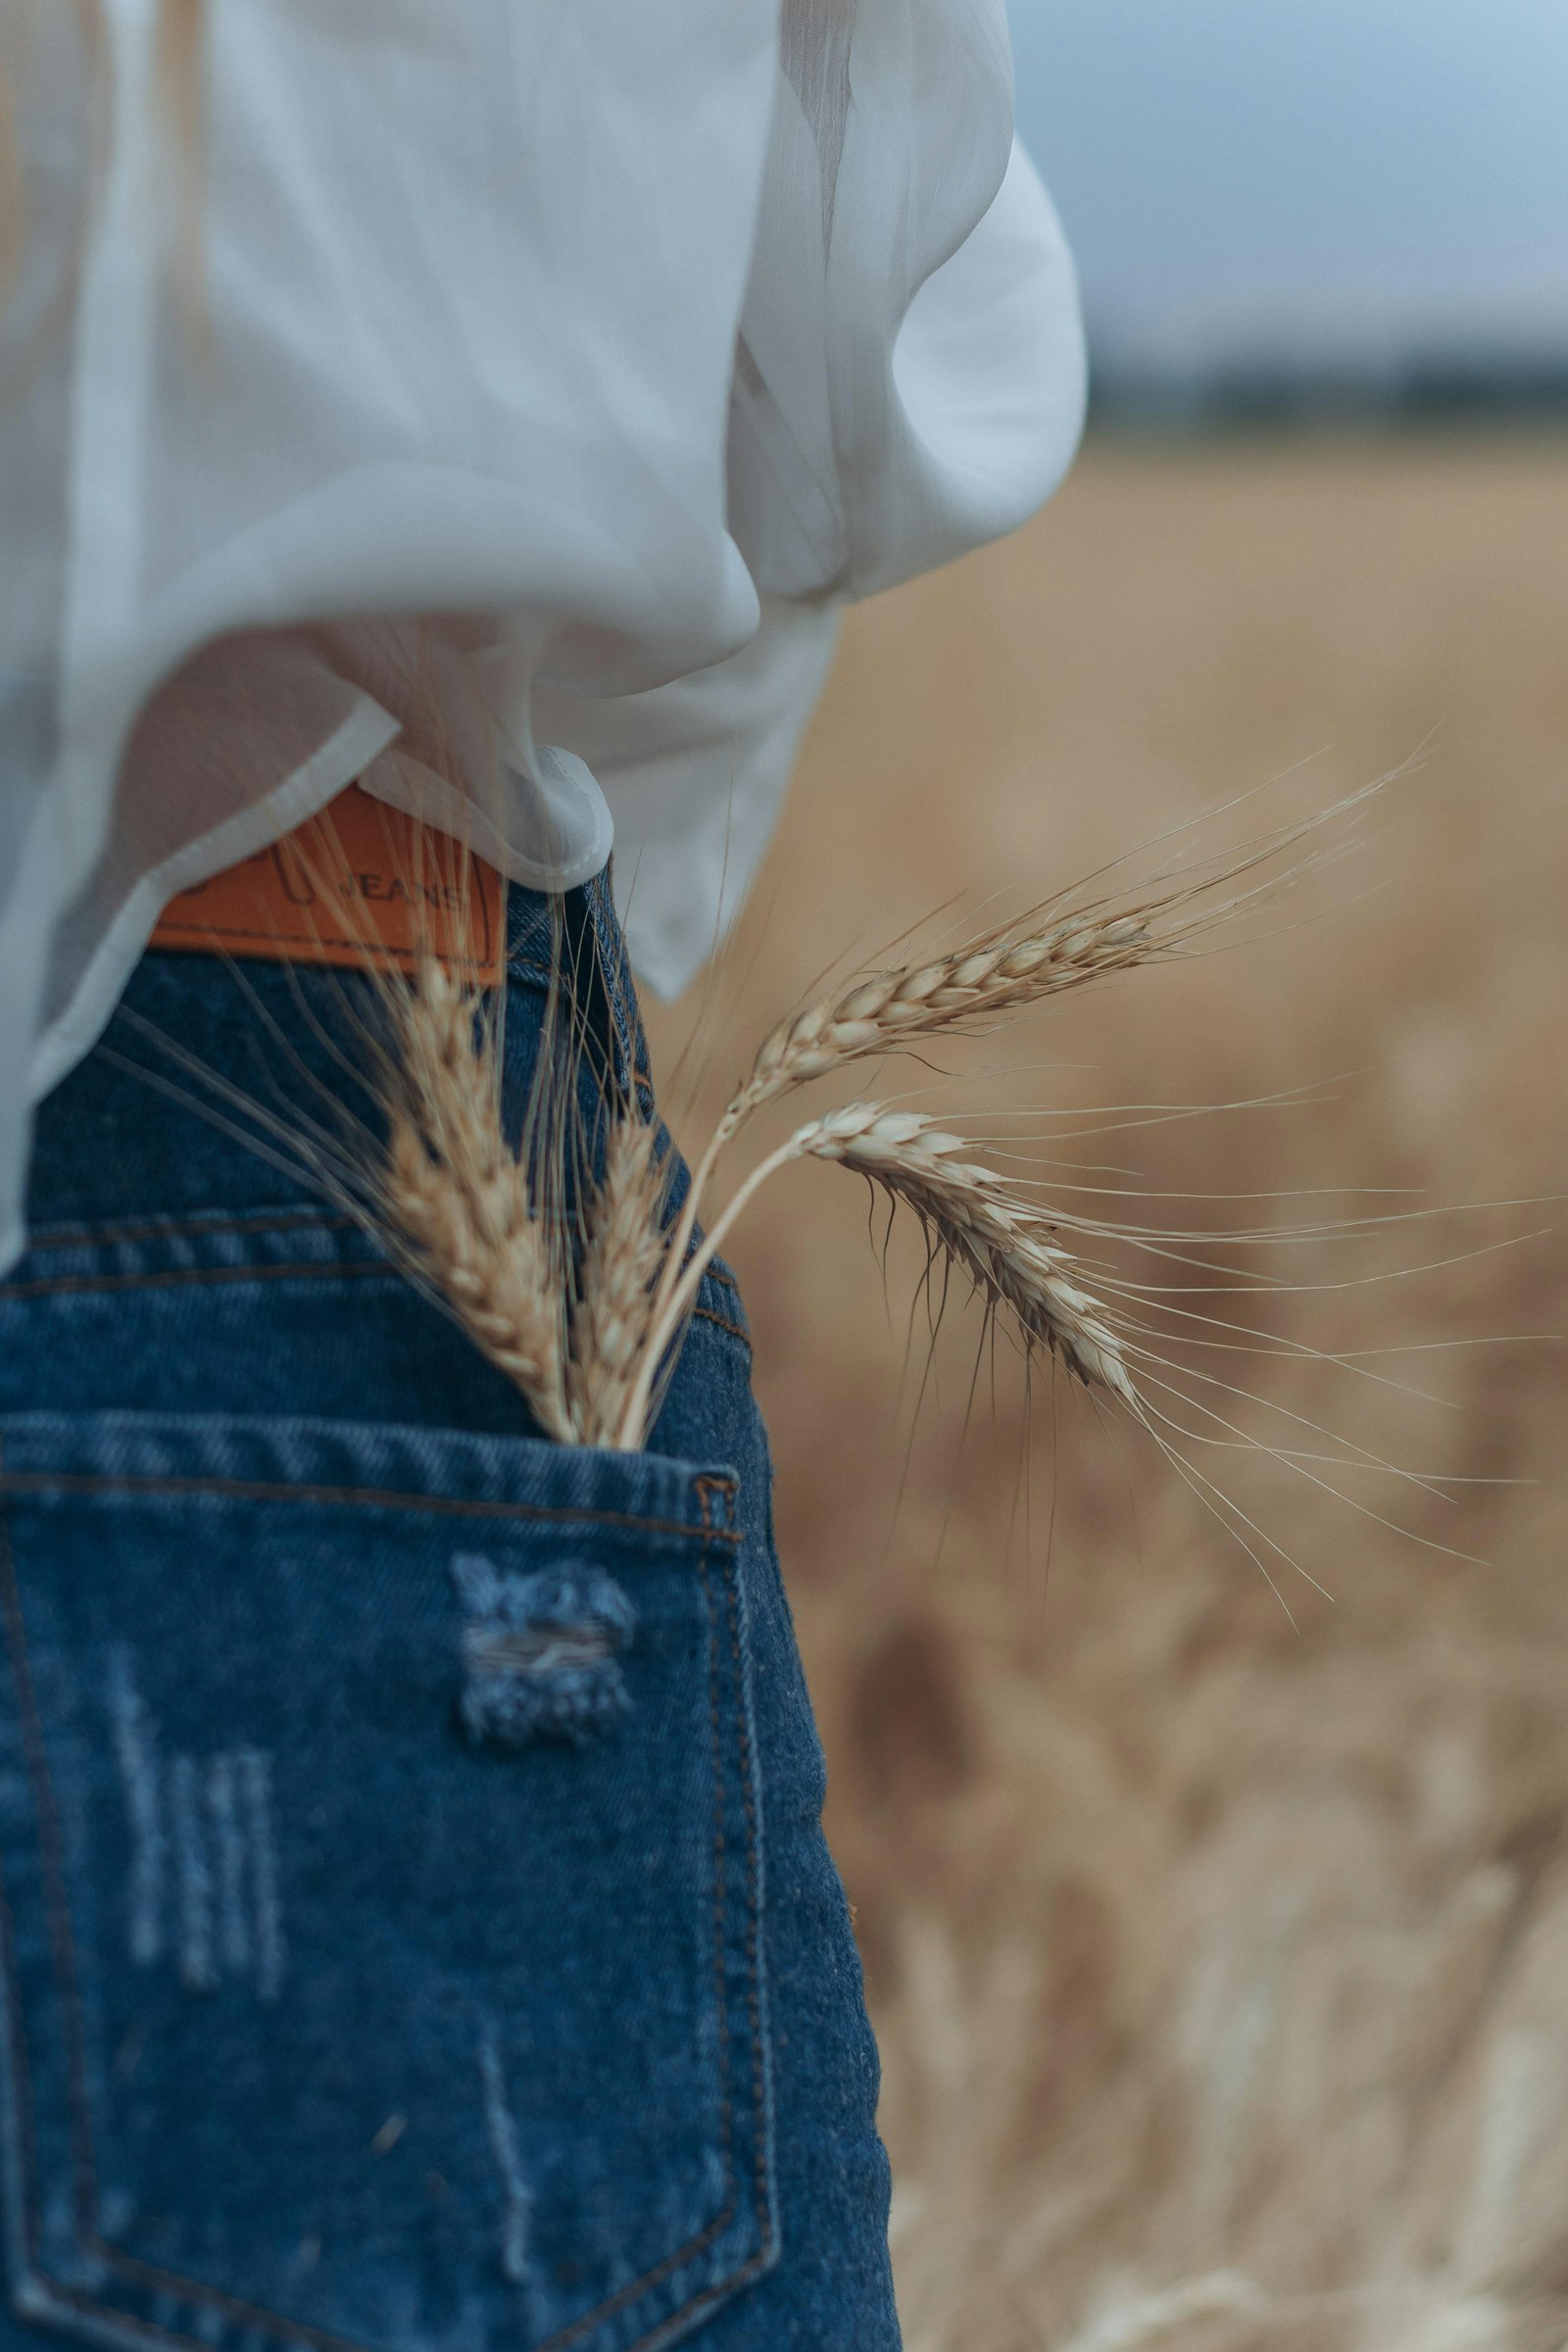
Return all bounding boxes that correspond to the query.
[642,438,1568,2352]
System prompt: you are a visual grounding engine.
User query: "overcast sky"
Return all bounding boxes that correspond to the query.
[1010,0,1568,367]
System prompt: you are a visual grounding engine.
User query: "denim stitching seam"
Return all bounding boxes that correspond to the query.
[3,1256,741,1315]
[0,1473,741,1545]
[24,1212,356,1252]
[534,1476,747,2352]
[0,1262,390,1302]
[622,1475,777,2351]
[726,1545,774,2261]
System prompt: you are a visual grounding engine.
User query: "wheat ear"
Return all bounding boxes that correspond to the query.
[615,1103,1136,1447]
[719,788,1365,1135]
[378,952,575,1442]
[727,908,1154,1128]
[568,1109,671,1447]
[797,1105,1136,1405]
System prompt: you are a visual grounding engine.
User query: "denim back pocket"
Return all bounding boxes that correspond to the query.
[0,1412,774,2352]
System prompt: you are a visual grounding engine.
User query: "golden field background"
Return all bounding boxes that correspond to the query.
[644,439,1568,2351]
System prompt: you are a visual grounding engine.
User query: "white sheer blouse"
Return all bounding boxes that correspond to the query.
[0,0,1085,1270]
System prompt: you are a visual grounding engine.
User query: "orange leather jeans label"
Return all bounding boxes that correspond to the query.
[150,784,504,984]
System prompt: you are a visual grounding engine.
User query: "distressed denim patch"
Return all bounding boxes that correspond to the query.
[107,1649,285,1999]
[451,1554,636,1747]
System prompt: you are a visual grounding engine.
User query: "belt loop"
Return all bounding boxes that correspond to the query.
[581,866,650,1111]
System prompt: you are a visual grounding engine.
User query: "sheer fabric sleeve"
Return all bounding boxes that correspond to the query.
[0,0,1083,1267]
[562,0,1086,990]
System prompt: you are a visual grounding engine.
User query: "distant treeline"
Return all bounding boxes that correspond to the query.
[1089,349,1568,431]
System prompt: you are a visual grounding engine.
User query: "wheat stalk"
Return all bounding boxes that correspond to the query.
[618,909,1159,1444]
[717,781,1365,1142]
[376,952,575,1443]
[615,1102,1137,1447]
[622,803,1362,1446]
[363,790,1371,1455]
[617,903,1180,1439]
[372,942,673,1450]
[726,908,1152,1130]
[567,1109,671,1447]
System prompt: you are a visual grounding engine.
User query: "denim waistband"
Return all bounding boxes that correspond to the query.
[22,871,651,1245]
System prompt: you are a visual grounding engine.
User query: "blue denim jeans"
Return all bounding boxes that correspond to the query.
[0,878,900,2351]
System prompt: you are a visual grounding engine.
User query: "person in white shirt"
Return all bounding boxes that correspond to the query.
[0,4,1084,2338]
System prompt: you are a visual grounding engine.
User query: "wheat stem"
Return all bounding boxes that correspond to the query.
[611,1141,791,1448]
